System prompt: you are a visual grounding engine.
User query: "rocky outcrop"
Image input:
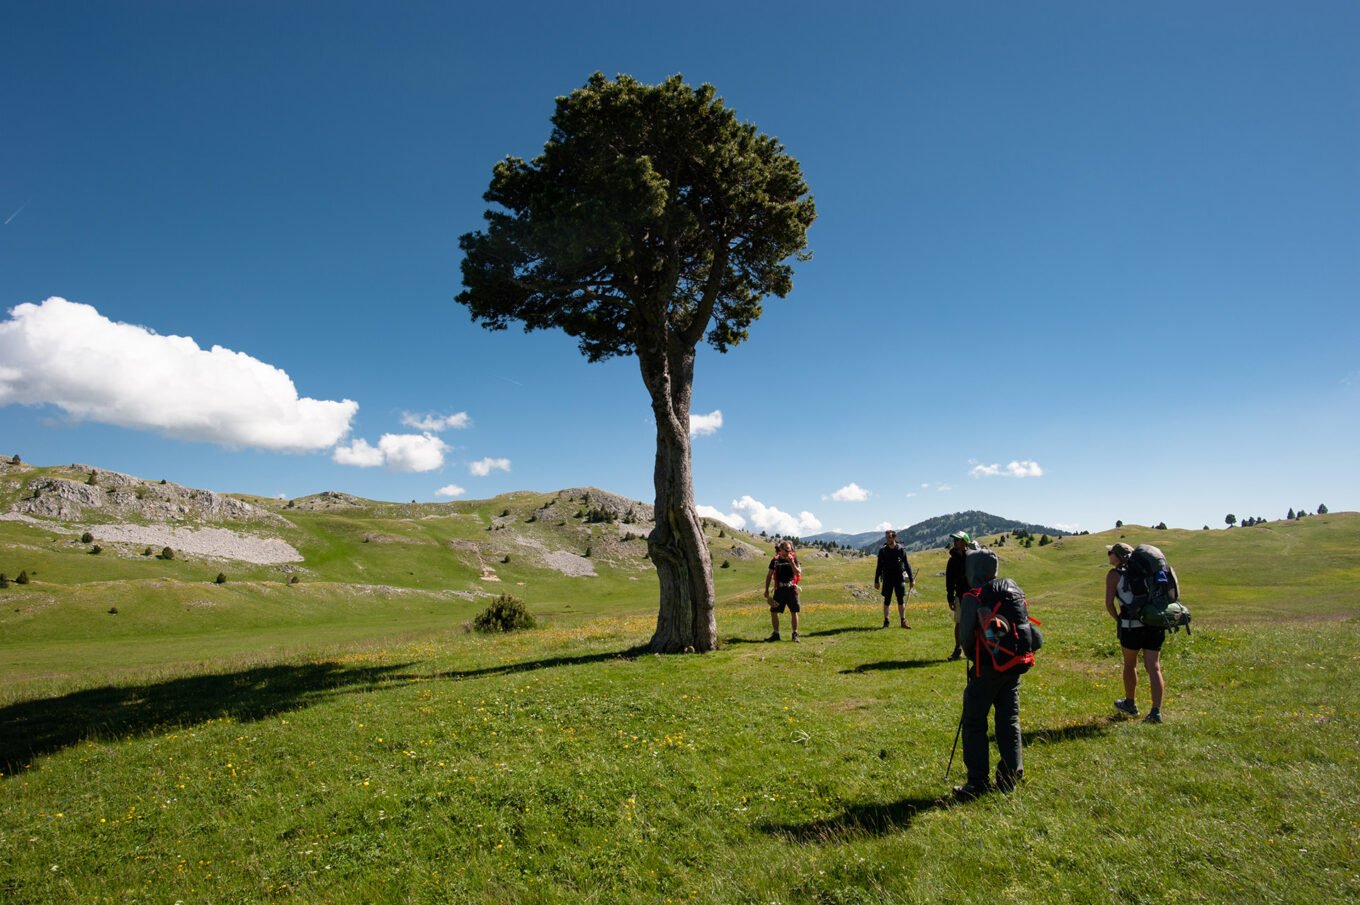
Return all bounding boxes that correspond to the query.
[13,468,285,526]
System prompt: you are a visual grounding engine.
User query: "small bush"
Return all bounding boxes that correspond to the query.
[720,559,731,569]
[16,570,29,585]
[472,595,535,633]
[86,471,99,486]
[160,547,175,560]
[90,545,102,555]
[502,555,511,564]
[143,547,154,556]
[0,573,8,588]
[108,606,118,615]
[81,531,94,543]
[215,573,227,584]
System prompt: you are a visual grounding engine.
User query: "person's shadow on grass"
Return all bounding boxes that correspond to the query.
[0,661,412,775]
[839,659,940,674]
[760,796,948,841]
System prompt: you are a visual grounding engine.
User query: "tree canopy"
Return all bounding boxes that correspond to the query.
[457,72,815,363]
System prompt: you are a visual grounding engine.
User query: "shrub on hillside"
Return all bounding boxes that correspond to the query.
[90,545,102,555]
[16,570,30,585]
[720,559,730,569]
[160,547,175,560]
[471,595,536,633]
[81,531,94,543]
[0,573,8,588]
[215,573,227,584]
[143,547,154,556]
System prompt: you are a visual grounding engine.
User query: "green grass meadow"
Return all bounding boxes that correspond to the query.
[2,507,1357,903]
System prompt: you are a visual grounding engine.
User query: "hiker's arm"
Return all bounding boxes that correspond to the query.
[1104,570,1120,620]
[903,553,915,586]
[873,554,881,587]
[957,594,978,655]
[765,568,774,598]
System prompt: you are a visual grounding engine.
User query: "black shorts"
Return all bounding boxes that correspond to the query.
[771,586,800,613]
[881,582,905,604]
[1119,624,1166,651]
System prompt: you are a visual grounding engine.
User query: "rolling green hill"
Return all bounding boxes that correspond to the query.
[1,460,1357,903]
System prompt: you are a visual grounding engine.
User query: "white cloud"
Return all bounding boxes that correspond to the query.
[825,482,870,502]
[937,484,953,492]
[469,456,511,477]
[333,438,384,468]
[1053,522,1079,533]
[380,433,449,472]
[875,521,894,531]
[333,433,449,472]
[970,460,1045,479]
[0,297,357,451]
[905,492,918,498]
[689,410,723,437]
[697,504,746,530]
[435,484,466,498]
[730,496,822,536]
[401,411,471,432]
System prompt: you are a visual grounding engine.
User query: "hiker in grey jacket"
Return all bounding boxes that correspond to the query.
[954,552,1026,800]
[943,531,972,660]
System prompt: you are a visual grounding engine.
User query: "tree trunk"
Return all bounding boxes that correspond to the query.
[639,340,717,653]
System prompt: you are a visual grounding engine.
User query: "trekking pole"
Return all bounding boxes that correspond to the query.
[944,710,963,780]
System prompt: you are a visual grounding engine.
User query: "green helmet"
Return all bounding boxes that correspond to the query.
[949,530,971,543]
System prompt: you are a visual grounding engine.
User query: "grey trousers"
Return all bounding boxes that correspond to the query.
[961,670,1023,786]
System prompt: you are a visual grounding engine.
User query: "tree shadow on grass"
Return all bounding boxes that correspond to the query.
[416,645,649,681]
[0,661,413,774]
[840,659,940,674]
[761,796,948,842]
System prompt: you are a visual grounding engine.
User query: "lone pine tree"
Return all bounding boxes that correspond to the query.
[457,73,815,652]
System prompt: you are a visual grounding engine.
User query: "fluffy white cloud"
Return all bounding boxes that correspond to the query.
[380,433,449,472]
[825,482,870,502]
[469,456,511,477]
[970,460,1045,479]
[333,438,384,468]
[401,411,471,432]
[435,484,466,498]
[1053,522,1079,534]
[332,433,449,472]
[0,297,357,450]
[730,496,822,536]
[689,410,723,437]
[875,521,894,531]
[937,484,953,492]
[697,504,747,529]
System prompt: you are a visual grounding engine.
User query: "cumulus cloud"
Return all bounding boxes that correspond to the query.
[825,482,870,502]
[435,484,466,498]
[730,496,822,536]
[1053,522,1079,533]
[0,297,357,450]
[875,521,894,531]
[697,504,746,530]
[333,433,449,472]
[469,456,511,477]
[401,411,471,432]
[970,460,1045,479]
[937,484,953,492]
[689,410,723,437]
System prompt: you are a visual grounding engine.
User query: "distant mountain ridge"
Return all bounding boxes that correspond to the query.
[805,510,1069,553]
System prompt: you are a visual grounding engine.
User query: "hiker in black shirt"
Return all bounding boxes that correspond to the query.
[943,531,972,660]
[873,530,914,628]
[764,540,802,642]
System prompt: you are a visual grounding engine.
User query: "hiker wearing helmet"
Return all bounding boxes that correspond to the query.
[943,530,973,660]
[873,530,914,628]
[1105,543,1166,724]
[764,540,802,642]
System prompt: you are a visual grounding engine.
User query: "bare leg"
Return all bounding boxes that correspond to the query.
[1144,649,1164,710]
[1122,647,1139,702]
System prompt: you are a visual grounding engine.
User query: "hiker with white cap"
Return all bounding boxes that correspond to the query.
[1105,542,1167,723]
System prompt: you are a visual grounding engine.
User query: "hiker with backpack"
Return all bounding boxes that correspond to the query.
[953,548,1040,800]
[873,530,915,628]
[764,540,802,642]
[943,530,974,660]
[1105,542,1182,724]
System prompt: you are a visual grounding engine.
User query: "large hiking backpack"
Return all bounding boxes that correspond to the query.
[966,577,1040,676]
[964,548,999,588]
[773,557,798,586]
[1124,544,1191,633]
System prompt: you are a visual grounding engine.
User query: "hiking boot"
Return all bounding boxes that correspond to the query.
[900,621,911,629]
[882,617,890,628]
[995,767,1023,793]
[791,631,800,643]
[947,649,963,661]
[952,781,993,802]
[1144,709,1163,724]
[1113,698,1139,717]
[765,632,780,642]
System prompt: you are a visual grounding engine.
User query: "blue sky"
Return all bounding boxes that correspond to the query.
[2,0,1357,535]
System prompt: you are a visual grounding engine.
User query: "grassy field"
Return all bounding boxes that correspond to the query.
[1,508,1357,903]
